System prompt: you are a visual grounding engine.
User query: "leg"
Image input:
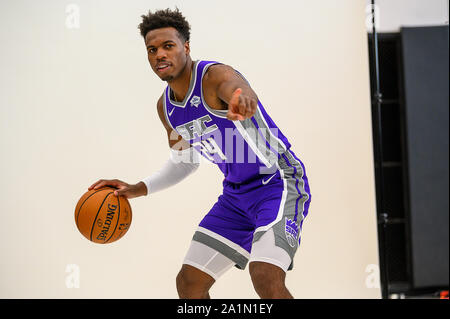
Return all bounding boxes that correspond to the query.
[176,264,215,299]
[249,261,293,299]
[249,228,295,299]
[178,188,257,298]
[247,153,312,298]
[177,239,236,299]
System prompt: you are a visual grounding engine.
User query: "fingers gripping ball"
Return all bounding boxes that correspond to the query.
[75,187,132,244]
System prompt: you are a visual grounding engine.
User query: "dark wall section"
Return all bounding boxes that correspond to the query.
[368,25,449,295]
[401,26,449,289]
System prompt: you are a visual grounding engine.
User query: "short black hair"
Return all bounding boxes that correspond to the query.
[138,8,191,42]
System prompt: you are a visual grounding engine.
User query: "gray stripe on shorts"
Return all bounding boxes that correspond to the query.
[192,231,249,270]
[252,151,310,270]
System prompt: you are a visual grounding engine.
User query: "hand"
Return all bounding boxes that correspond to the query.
[88,179,147,198]
[226,88,257,121]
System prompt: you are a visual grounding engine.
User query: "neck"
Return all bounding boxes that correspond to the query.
[168,57,193,102]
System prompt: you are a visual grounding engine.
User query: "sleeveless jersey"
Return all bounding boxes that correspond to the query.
[162,60,293,183]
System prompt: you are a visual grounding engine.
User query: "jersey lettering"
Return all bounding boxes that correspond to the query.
[192,137,227,161]
[176,115,218,140]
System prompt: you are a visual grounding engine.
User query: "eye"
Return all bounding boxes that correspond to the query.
[148,48,156,54]
[165,44,174,49]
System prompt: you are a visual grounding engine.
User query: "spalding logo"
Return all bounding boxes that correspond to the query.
[96,203,117,241]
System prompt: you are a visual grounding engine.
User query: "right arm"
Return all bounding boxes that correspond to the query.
[139,96,200,195]
[89,96,200,198]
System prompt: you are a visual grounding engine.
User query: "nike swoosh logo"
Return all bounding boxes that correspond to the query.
[168,107,175,116]
[262,173,277,185]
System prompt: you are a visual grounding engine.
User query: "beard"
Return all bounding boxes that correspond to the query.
[161,75,174,82]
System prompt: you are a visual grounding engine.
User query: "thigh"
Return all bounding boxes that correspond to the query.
[194,191,254,270]
[183,240,236,280]
[249,228,292,272]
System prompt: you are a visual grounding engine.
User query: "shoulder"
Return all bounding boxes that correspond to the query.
[203,62,249,87]
[203,63,237,84]
[202,63,245,94]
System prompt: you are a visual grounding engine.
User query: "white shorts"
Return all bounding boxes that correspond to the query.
[183,228,292,280]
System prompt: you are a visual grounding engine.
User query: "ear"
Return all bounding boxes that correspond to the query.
[184,41,190,55]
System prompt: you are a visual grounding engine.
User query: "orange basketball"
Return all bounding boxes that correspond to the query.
[75,187,132,244]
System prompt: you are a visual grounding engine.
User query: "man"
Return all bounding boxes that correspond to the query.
[89,8,311,299]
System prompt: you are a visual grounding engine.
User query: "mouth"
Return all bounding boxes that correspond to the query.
[156,62,171,72]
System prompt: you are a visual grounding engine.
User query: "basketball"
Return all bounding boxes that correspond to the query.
[75,187,132,244]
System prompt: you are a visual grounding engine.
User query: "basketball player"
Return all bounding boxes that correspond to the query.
[89,8,311,299]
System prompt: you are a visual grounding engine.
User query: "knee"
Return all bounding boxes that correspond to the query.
[176,268,196,293]
[249,262,287,298]
[176,265,214,298]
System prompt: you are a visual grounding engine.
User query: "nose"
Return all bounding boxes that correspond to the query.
[155,48,167,61]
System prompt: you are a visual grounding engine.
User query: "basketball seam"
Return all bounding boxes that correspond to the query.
[76,188,112,226]
[89,192,113,242]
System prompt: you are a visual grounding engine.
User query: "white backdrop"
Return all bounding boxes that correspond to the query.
[366,0,449,32]
[0,0,380,298]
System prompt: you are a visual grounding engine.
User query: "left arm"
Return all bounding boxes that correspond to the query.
[206,64,258,121]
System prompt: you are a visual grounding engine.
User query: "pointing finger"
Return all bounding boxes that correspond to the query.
[229,88,242,107]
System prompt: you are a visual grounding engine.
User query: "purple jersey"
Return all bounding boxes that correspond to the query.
[166,61,312,271]
[163,60,294,183]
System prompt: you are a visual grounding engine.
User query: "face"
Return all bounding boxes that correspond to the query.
[145,27,190,82]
